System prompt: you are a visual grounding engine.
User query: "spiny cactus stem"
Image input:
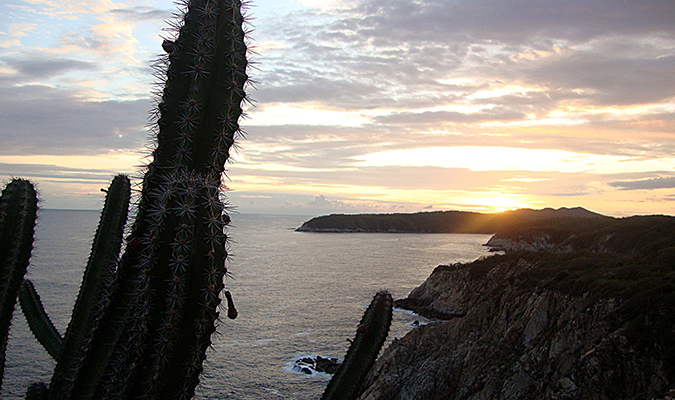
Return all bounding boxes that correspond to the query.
[48,174,131,400]
[0,178,38,392]
[19,279,62,360]
[321,291,393,400]
[88,0,247,397]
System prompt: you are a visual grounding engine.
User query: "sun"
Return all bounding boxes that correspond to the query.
[478,196,531,213]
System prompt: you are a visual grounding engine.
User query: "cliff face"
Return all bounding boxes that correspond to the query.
[358,230,675,400]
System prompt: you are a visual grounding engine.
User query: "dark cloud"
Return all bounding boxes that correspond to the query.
[525,52,675,105]
[2,56,97,79]
[108,6,172,21]
[0,163,122,184]
[347,0,675,45]
[609,177,675,190]
[0,85,150,155]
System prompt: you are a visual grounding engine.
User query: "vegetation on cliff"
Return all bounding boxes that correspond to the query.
[296,207,604,233]
[360,214,675,399]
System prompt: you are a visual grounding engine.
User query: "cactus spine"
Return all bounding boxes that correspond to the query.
[0,179,39,391]
[321,291,393,400]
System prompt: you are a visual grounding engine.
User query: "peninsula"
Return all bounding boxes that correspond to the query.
[296,207,605,233]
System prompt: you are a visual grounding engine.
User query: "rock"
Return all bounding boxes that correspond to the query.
[293,355,341,375]
[358,255,675,400]
[315,356,341,374]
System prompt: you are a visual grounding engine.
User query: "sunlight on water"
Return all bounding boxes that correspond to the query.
[4,211,492,399]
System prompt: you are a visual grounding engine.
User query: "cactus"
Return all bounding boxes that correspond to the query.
[0,178,39,391]
[3,0,249,397]
[321,291,393,400]
[41,0,248,398]
[46,174,131,398]
[19,279,62,360]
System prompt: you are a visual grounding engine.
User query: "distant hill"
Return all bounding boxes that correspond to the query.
[295,207,606,233]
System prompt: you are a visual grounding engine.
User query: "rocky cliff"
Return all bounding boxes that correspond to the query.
[358,216,675,400]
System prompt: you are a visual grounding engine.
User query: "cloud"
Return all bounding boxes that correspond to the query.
[2,55,97,79]
[525,50,675,105]
[3,0,675,216]
[374,107,527,125]
[609,176,675,190]
[254,0,675,114]
[0,84,150,155]
[345,0,675,45]
[108,7,172,22]
[0,162,119,184]
[308,194,345,207]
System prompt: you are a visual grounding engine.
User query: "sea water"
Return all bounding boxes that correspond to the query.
[3,211,492,399]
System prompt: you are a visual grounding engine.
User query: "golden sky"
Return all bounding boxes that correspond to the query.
[1,0,674,216]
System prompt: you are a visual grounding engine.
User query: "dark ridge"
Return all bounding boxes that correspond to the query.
[296,207,606,233]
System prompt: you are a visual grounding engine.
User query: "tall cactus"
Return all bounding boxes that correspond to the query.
[44,0,249,398]
[321,291,394,400]
[0,179,39,391]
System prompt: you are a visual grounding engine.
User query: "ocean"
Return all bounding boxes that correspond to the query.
[3,210,492,399]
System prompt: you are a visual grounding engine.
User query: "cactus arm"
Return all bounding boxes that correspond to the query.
[321,291,393,400]
[48,174,130,399]
[18,279,62,360]
[0,179,39,391]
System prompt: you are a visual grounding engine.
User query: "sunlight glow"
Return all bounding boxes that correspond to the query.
[468,84,542,100]
[0,154,141,172]
[248,103,373,127]
[355,146,675,174]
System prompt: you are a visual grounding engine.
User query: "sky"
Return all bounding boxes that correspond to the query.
[1,0,674,216]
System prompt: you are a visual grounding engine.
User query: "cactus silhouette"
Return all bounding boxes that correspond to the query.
[18,279,62,360]
[0,179,38,391]
[46,0,249,397]
[8,0,249,398]
[47,174,132,399]
[321,291,393,400]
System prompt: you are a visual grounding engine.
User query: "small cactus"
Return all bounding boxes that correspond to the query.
[321,291,393,400]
